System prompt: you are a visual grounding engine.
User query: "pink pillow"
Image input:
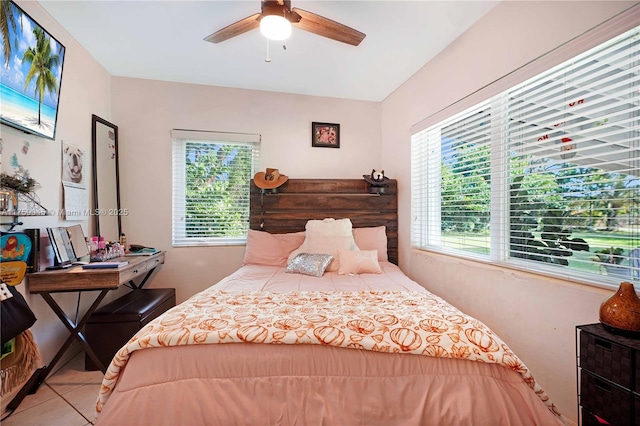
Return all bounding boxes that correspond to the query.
[243,230,305,266]
[352,226,388,262]
[337,249,382,275]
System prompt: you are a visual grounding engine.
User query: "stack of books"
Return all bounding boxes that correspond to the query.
[82,260,129,269]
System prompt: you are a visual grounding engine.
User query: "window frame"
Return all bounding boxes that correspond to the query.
[410,14,640,289]
[171,129,260,247]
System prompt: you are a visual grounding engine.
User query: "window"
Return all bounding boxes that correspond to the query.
[411,24,640,285]
[172,130,260,246]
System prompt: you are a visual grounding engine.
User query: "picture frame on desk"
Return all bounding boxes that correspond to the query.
[46,227,74,269]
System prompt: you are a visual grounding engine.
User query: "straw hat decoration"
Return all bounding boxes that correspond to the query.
[253,168,289,189]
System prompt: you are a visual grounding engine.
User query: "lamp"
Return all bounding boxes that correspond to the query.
[260,15,292,41]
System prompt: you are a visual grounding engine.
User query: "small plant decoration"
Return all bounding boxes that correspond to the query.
[594,247,625,265]
[0,170,40,194]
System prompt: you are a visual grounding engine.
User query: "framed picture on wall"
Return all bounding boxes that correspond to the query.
[312,122,340,148]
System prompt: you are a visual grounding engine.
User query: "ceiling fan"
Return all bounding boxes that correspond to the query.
[204,0,366,46]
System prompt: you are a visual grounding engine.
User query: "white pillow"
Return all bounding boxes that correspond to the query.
[288,218,359,272]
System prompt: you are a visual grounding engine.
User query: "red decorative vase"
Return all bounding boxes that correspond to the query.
[599,281,640,335]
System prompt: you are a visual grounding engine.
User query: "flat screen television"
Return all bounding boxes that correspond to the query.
[0,0,65,140]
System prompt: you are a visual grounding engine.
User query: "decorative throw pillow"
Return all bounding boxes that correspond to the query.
[287,218,359,272]
[352,226,388,262]
[243,230,306,267]
[337,249,382,275]
[285,253,334,277]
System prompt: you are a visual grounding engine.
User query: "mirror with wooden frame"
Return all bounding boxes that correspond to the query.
[91,114,121,242]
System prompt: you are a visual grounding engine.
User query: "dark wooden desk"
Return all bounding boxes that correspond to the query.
[23,253,164,388]
[29,252,164,294]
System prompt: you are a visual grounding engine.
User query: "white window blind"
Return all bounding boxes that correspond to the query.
[412,23,640,286]
[172,130,260,246]
[412,102,493,257]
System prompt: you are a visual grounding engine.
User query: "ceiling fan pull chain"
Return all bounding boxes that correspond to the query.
[265,39,271,63]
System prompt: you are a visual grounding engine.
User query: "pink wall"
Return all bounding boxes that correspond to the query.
[4,0,637,422]
[0,0,114,404]
[111,78,381,302]
[381,1,638,422]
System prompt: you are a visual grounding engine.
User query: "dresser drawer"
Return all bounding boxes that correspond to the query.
[581,408,610,426]
[581,370,632,425]
[636,351,640,392]
[142,254,164,271]
[581,330,633,389]
[119,262,149,283]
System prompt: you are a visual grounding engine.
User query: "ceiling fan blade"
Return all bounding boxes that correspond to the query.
[204,13,261,44]
[291,8,365,46]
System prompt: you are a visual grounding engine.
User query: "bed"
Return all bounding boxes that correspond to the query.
[94,179,564,425]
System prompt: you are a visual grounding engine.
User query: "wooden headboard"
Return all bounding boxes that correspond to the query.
[249,179,398,264]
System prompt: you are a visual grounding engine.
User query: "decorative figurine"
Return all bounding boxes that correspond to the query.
[363,169,390,194]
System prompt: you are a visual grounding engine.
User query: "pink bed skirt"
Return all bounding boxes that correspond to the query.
[96,342,562,425]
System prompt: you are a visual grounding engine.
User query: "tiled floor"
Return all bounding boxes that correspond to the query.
[1,351,103,425]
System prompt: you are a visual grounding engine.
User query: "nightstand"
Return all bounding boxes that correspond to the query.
[576,323,640,425]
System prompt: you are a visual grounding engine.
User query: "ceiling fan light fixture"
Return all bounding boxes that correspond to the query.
[260,15,292,41]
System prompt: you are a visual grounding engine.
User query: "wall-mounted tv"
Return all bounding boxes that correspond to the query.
[0,0,65,140]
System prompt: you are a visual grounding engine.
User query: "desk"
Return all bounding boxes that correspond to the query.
[24,253,164,387]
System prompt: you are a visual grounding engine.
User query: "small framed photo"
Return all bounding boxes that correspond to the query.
[312,122,340,148]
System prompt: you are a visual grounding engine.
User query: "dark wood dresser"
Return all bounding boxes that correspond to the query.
[577,323,640,425]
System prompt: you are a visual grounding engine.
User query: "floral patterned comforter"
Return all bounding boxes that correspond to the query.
[97,288,561,420]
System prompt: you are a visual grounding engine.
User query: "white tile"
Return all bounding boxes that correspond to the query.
[60,383,101,424]
[1,395,87,426]
[10,383,59,415]
[3,352,104,425]
[45,354,104,396]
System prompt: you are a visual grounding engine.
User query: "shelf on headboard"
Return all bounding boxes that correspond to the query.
[263,192,382,197]
[249,178,398,264]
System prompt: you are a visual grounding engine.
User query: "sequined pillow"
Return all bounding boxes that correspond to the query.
[284,253,334,277]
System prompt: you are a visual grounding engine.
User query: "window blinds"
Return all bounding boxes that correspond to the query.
[410,4,640,135]
[171,130,260,246]
[504,25,639,279]
[412,22,640,284]
[412,103,493,257]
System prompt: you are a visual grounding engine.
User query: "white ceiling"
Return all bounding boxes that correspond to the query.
[38,1,499,102]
